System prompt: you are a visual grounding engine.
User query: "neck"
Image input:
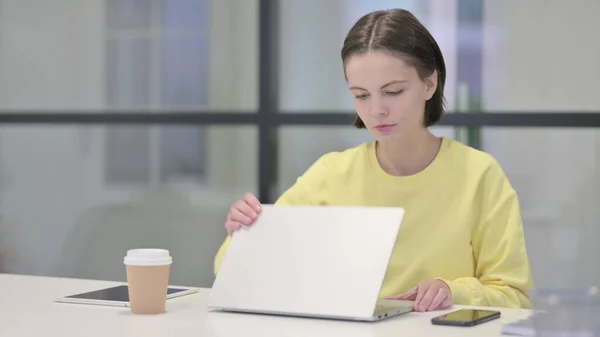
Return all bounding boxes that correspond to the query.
[376,130,442,176]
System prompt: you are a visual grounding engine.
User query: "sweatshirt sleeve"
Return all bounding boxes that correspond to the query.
[213,154,331,275]
[439,159,535,309]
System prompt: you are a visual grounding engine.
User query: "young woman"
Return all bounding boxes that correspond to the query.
[214,8,534,312]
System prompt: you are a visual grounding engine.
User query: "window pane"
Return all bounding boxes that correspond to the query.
[106,0,153,31]
[105,126,151,184]
[160,36,209,107]
[0,0,258,112]
[279,0,600,113]
[162,0,209,31]
[204,0,259,111]
[106,38,151,108]
[278,126,600,289]
[159,126,206,183]
[482,1,600,112]
[0,126,257,287]
[278,0,449,112]
[481,128,600,289]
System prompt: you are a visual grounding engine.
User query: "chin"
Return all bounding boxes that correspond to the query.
[373,131,404,142]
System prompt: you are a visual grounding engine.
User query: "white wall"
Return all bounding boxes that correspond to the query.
[482,0,600,289]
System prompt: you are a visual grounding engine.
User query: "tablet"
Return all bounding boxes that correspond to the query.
[54,285,199,307]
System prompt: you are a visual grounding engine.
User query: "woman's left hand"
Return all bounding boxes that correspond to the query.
[386,279,453,312]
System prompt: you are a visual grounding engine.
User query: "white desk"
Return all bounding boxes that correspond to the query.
[1,273,532,336]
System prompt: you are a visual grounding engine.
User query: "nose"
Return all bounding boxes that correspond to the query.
[369,99,389,118]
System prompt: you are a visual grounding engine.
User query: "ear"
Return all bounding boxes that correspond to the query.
[423,70,438,100]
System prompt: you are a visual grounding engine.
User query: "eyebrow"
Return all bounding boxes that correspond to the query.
[349,80,408,91]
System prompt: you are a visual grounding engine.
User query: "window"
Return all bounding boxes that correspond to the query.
[104,0,209,185]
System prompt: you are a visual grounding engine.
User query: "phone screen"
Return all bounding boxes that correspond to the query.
[433,309,500,324]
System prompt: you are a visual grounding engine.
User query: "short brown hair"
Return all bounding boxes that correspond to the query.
[341,9,446,128]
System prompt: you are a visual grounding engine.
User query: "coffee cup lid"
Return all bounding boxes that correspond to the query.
[124,249,172,266]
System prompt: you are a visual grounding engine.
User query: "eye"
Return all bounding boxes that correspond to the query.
[355,94,369,100]
[386,90,404,96]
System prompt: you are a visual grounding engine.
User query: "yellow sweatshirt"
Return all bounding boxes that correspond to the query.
[214,137,534,309]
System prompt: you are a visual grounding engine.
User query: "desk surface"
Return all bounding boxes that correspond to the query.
[1,273,532,336]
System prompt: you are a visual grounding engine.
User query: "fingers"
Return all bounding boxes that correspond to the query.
[225,220,241,235]
[411,280,452,312]
[427,289,447,311]
[440,295,453,309]
[386,287,417,300]
[230,206,255,225]
[413,282,430,311]
[414,282,433,312]
[225,193,262,235]
[244,193,262,213]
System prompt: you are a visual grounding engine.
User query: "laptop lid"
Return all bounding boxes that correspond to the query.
[208,205,405,319]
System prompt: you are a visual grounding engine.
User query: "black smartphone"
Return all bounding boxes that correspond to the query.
[431,309,501,327]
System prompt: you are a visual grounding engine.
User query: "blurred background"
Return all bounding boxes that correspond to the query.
[0,0,599,292]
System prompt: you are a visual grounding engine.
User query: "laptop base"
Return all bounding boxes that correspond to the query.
[209,304,414,322]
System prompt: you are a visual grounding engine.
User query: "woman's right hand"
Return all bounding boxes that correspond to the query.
[225,193,262,235]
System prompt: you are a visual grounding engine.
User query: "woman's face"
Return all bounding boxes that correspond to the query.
[345,51,437,142]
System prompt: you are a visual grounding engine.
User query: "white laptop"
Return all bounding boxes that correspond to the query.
[207,205,414,322]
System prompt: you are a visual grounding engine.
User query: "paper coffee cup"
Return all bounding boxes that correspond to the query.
[123,249,173,314]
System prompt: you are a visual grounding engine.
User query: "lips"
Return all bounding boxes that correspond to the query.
[375,124,396,132]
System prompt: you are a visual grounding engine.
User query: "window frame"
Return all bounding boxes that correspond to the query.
[0,0,600,205]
